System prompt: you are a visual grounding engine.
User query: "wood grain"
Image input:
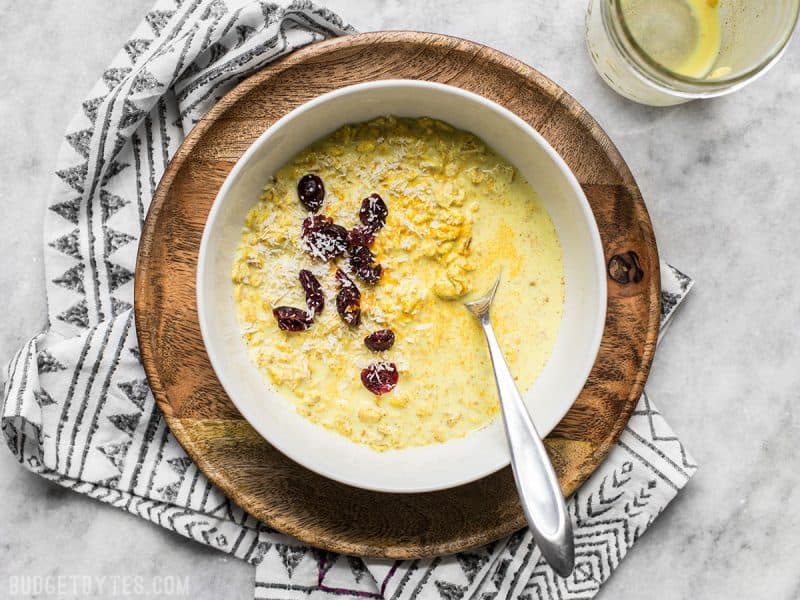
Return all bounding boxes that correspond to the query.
[134,31,661,559]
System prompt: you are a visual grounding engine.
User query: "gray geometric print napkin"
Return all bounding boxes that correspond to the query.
[0,1,697,599]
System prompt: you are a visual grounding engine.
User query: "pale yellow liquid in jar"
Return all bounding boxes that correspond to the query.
[620,0,722,78]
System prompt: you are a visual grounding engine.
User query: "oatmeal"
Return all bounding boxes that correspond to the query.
[232,117,564,450]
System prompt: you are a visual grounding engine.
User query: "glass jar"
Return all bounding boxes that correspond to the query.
[586,0,800,106]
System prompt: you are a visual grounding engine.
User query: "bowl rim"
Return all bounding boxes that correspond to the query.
[196,79,608,493]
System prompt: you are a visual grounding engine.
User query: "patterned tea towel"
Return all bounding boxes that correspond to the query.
[0,1,697,598]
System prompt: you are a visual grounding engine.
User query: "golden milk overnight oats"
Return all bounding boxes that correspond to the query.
[231,116,564,451]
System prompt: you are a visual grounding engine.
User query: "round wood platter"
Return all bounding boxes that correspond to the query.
[135,31,660,559]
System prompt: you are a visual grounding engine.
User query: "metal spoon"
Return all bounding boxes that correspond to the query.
[464,274,575,577]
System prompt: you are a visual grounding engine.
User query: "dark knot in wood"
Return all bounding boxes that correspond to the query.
[608,251,643,285]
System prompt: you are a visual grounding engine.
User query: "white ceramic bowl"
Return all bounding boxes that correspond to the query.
[197,80,607,493]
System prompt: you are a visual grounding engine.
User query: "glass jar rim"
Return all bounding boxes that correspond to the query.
[604,0,800,92]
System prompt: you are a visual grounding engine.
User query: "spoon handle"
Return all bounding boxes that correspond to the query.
[478,317,575,577]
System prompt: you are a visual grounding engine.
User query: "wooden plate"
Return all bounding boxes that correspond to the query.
[135,31,660,559]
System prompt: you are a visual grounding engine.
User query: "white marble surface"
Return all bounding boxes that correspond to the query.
[1,1,799,598]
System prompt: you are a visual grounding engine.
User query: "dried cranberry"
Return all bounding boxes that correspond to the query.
[335,269,361,326]
[301,214,325,236]
[348,244,382,285]
[361,362,398,395]
[272,306,313,331]
[335,268,355,287]
[301,215,348,261]
[359,194,388,230]
[347,225,376,248]
[297,174,325,213]
[358,265,382,285]
[299,269,324,315]
[364,329,395,352]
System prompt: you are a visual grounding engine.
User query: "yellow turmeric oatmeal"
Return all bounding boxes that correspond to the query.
[232,117,564,451]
